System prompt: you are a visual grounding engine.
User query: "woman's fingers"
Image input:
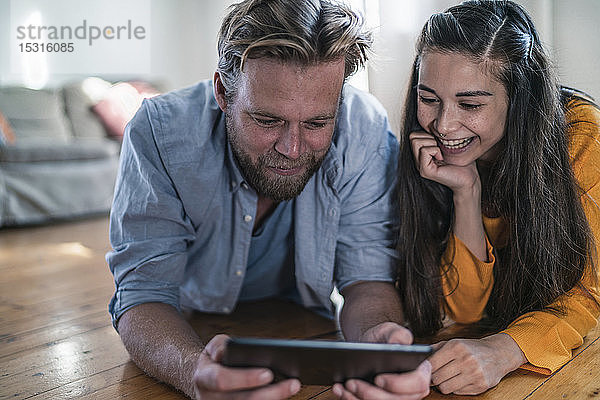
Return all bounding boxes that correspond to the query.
[409,132,445,178]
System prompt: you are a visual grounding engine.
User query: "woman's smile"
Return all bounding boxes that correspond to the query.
[438,136,476,152]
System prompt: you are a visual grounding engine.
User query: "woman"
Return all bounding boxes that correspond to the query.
[396,0,600,395]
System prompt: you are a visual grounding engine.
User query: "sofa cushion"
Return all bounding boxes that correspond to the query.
[62,81,109,140]
[0,156,120,227]
[0,87,72,142]
[0,138,120,163]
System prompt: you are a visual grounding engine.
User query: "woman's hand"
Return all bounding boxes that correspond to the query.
[409,131,480,195]
[428,333,527,395]
[410,130,488,260]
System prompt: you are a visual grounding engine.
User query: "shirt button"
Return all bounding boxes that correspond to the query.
[241,182,249,190]
[244,215,253,222]
[235,269,243,276]
[223,306,230,313]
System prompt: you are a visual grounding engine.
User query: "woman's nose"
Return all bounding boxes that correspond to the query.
[435,106,461,136]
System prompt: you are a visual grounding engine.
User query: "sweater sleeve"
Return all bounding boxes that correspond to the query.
[441,233,496,324]
[501,99,600,374]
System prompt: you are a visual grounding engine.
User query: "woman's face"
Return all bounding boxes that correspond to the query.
[416,51,509,166]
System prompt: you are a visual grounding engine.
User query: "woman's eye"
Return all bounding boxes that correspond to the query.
[418,95,438,104]
[460,103,482,110]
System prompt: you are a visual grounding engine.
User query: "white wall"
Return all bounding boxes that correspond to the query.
[514,0,599,100]
[0,0,236,90]
[552,0,600,100]
[149,0,236,90]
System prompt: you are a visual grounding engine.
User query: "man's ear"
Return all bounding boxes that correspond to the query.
[213,71,228,112]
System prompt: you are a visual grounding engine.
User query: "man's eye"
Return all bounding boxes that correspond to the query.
[418,95,438,104]
[254,117,280,127]
[305,121,328,130]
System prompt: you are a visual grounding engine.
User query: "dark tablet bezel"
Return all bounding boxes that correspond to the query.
[222,337,432,385]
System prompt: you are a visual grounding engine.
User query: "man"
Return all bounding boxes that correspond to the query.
[107,0,431,398]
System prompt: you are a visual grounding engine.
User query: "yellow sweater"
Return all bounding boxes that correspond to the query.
[441,97,600,375]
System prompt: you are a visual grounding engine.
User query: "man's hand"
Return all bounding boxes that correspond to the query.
[192,334,301,400]
[118,303,300,399]
[429,333,527,395]
[332,321,431,400]
[360,321,414,345]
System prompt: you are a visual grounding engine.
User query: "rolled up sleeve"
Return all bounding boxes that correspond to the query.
[107,100,195,330]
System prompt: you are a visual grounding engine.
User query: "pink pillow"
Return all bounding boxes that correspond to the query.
[92,82,159,138]
[0,109,16,144]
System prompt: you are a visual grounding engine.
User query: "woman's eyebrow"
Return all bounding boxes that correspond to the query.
[456,90,493,97]
[417,84,436,94]
[418,84,493,98]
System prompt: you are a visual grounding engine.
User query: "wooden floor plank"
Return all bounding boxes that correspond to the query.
[0,311,111,359]
[77,378,185,400]
[0,218,110,251]
[0,290,113,341]
[25,363,151,400]
[0,260,112,302]
[1,325,129,398]
[1,282,111,320]
[0,254,104,285]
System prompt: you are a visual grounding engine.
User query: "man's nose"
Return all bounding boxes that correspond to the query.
[274,124,303,159]
[435,106,461,136]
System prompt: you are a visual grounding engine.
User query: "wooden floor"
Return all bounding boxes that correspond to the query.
[1,217,599,399]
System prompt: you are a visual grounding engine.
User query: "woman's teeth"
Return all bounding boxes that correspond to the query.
[440,137,474,149]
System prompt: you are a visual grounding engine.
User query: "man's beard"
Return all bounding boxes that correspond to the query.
[226,113,328,202]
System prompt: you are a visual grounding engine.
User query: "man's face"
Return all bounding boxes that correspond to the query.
[219,57,345,202]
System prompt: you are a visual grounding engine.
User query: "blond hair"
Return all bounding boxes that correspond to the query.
[217,0,371,99]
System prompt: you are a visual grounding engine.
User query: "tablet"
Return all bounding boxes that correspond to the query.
[222,337,433,385]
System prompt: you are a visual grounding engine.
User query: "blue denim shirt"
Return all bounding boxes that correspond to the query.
[107,81,399,328]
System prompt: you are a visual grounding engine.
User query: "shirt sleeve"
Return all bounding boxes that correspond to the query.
[334,96,399,290]
[442,233,496,324]
[107,99,195,330]
[501,100,600,374]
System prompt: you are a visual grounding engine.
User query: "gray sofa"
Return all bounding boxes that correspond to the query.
[0,82,121,227]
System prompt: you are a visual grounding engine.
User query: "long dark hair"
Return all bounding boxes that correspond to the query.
[396,0,598,336]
